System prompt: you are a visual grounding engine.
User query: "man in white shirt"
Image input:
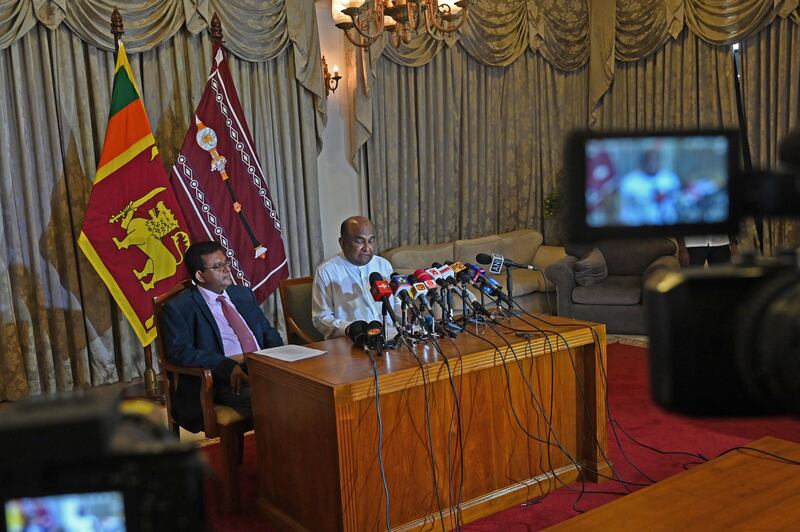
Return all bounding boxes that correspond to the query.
[312,216,397,339]
[618,149,681,226]
[677,235,734,266]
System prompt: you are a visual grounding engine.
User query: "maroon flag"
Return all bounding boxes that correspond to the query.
[171,45,288,302]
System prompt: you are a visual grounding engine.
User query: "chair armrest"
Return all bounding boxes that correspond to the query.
[533,245,567,290]
[545,256,577,288]
[286,316,315,344]
[161,361,219,437]
[545,256,578,315]
[160,360,208,377]
[643,255,680,282]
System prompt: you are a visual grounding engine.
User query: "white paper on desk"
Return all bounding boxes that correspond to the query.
[253,344,327,362]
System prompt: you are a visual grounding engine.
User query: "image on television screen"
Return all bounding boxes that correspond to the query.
[584,135,730,228]
[5,490,125,532]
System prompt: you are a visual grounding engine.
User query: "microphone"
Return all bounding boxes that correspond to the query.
[365,320,384,350]
[447,260,468,274]
[347,320,384,350]
[390,273,421,321]
[430,263,458,286]
[467,263,511,304]
[413,269,444,306]
[406,274,433,312]
[476,253,537,274]
[346,320,368,345]
[369,272,399,325]
[413,269,440,292]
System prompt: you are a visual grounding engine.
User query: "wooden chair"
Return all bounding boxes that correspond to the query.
[278,276,324,345]
[152,280,251,512]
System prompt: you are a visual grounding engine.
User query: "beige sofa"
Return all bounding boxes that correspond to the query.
[382,229,565,314]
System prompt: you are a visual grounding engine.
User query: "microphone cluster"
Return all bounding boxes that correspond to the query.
[359,255,523,349]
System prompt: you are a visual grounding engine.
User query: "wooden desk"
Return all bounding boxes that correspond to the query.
[548,436,800,531]
[247,316,607,531]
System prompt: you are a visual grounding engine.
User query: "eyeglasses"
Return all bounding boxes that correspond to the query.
[202,260,231,271]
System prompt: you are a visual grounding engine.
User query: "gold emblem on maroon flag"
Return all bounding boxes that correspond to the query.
[195,117,268,259]
[109,187,191,291]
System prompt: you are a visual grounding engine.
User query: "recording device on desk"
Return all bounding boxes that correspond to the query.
[347,319,386,351]
[0,390,207,532]
[564,128,800,416]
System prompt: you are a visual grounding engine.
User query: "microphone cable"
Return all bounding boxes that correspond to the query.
[478,295,653,504]
[506,299,707,478]
[492,302,654,490]
[427,330,467,531]
[454,323,561,502]
[397,335,447,532]
[476,318,633,508]
[365,348,393,531]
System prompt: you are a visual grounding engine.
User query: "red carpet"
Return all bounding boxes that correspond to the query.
[202,343,800,531]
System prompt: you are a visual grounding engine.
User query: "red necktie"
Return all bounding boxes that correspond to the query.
[217,295,259,353]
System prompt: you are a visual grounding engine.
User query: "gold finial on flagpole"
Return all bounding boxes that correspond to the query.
[111,8,124,52]
[211,13,224,46]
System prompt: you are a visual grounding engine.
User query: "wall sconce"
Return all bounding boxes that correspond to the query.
[322,56,342,96]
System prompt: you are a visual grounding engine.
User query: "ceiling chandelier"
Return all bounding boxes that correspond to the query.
[332,0,469,48]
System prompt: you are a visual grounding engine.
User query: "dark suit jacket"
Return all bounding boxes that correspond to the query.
[161,284,283,432]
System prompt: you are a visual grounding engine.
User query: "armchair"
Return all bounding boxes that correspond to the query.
[153,280,251,512]
[545,238,678,334]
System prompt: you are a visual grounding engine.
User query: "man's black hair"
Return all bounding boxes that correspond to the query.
[185,240,225,280]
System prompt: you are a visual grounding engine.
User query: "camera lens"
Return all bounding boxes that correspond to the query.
[736,271,800,415]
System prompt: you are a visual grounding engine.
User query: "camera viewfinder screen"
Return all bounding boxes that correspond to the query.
[5,491,126,532]
[585,135,731,228]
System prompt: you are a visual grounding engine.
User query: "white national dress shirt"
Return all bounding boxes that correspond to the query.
[683,235,730,247]
[311,253,398,339]
[197,285,258,357]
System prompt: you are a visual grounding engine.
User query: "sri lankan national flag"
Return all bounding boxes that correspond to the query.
[78,40,191,346]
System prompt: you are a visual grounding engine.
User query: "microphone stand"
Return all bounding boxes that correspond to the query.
[504,265,521,315]
[381,304,388,349]
[460,283,481,325]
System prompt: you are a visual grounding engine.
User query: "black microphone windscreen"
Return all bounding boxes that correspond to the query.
[431,262,443,268]
[367,320,383,330]
[368,272,383,284]
[407,274,418,283]
[347,320,369,344]
[391,272,401,278]
[475,253,492,265]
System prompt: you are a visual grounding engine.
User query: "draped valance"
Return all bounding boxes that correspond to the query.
[376,0,799,68]
[0,0,324,115]
[0,0,318,61]
[351,0,800,161]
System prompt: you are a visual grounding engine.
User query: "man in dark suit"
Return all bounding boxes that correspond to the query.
[161,240,283,432]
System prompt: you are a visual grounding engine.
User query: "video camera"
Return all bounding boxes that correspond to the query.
[0,390,207,531]
[563,128,800,416]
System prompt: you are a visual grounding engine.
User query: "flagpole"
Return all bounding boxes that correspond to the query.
[109,8,160,401]
[211,12,223,45]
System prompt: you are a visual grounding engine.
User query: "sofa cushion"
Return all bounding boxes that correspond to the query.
[573,247,608,287]
[571,275,642,305]
[454,234,502,266]
[596,238,677,276]
[497,229,542,265]
[489,268,549,296]
[382,242,454,272]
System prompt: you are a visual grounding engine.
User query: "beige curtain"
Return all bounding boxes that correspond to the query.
[740,15,800,255]
[351,0,800,251]
[0,4,325,401]
[595,29,738,130]
[365,48,588,249]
